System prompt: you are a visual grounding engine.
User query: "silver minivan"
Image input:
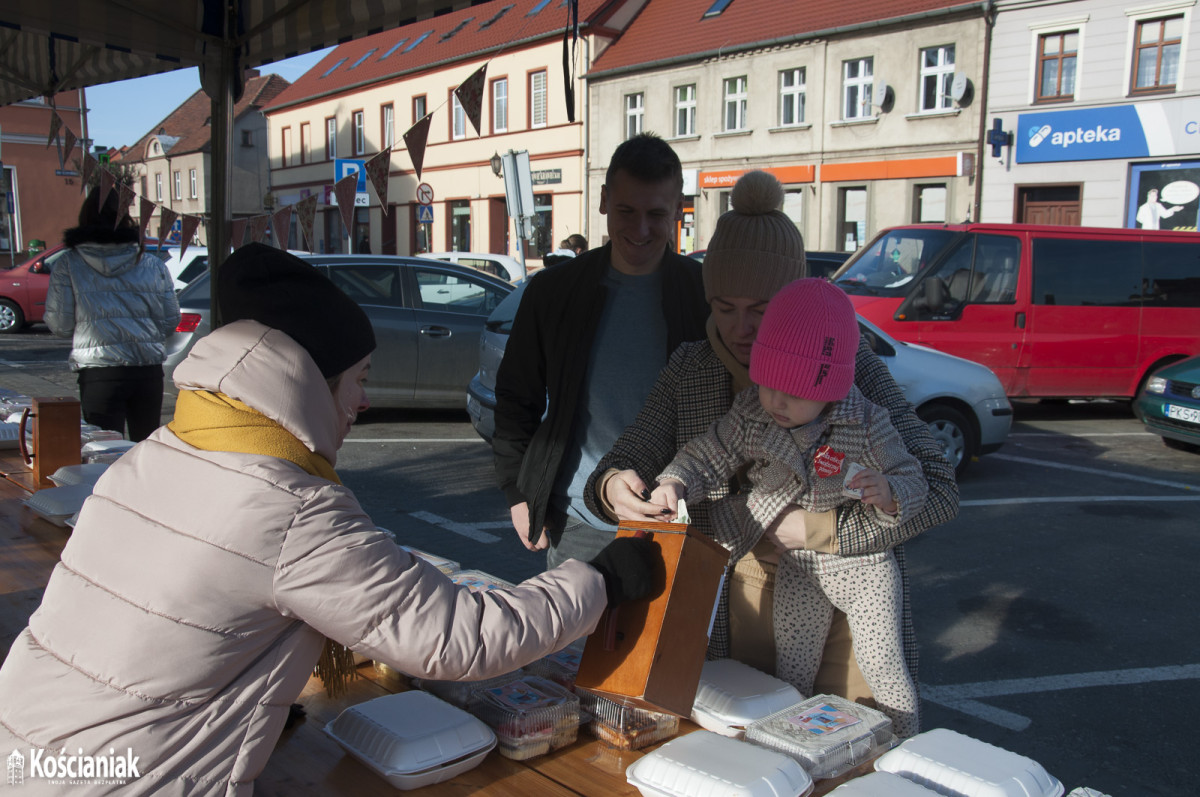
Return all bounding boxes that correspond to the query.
[466,278,1012,475]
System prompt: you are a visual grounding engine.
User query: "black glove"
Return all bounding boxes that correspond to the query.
[588,536,660,608]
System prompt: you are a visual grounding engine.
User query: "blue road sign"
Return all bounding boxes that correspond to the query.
[417,204,434,224]
[334,158,367,191]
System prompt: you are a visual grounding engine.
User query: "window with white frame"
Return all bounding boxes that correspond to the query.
[531,71,547,128]
[625,93,644,139]
[723,76,748,131]
[493,78,508,133]
[189,168,197,198]
[452,93,466,140]
[675,84,696,137]
[843,57,874,119]
[779,68,806,126]
[155,173,162,201]
[919,45,956,111]
[326,117,336,159]
[1132,15,1183,94]
[382,104,394,148]
[173,171,182,200]
[914,184,947,223]
[352,111,365,154]
[300,122,310,163]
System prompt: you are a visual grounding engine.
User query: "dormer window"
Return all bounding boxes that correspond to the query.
[152,142,160,154]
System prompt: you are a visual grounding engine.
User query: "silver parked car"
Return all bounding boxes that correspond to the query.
[466,279,1012,475]
[165,255,513,409]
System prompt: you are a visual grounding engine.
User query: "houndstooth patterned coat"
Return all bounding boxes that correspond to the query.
[584,337,959,678]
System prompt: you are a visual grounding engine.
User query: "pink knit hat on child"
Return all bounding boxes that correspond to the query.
[749,278,859,402]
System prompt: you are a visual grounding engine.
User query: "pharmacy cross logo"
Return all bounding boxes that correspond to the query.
[7,748,24,786]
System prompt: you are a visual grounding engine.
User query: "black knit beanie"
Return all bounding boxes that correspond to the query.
[217,243,376,378]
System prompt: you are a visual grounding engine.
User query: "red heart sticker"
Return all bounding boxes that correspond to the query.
[814,445,846,477]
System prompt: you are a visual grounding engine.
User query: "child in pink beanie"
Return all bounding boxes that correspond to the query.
[652,277,927,737]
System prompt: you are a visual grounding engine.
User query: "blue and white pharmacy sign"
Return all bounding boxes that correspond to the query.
[1016,98,1200,163]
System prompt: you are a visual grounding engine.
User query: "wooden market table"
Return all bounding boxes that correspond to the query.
[0,448,877,796]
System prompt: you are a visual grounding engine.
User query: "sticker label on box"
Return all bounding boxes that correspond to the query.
[786,704,862,735]
[485,681,559,711]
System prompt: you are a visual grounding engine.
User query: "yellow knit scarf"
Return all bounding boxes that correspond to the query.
[168,390,357,696]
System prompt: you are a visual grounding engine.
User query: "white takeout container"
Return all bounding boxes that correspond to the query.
[829,771,941,794]
[324,690,496,790]
[744,694,894,780]
[22,483,93,526]
[690,658,804,738]
[48,462,110,487]
[626,729,814,797]
[874,728,1064,797]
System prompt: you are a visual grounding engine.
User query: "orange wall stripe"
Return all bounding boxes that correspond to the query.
[820,156,958,182]
[699,164,815,188]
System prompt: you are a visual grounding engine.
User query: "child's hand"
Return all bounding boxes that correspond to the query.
[848,468,897,515]
[649,480,686,520]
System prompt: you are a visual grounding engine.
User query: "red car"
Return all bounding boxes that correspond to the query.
[0,244,66,333]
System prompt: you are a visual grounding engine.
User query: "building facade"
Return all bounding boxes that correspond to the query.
[118,72,290,246]
[982,0,1200,228]
[0,91,89,268]
[264,0,636,264]
[586,0,989,255]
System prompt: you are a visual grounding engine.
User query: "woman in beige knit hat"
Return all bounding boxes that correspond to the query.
[583,170,959,708]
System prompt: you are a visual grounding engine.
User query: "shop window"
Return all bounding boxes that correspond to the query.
[449,199,471,251]
[838,187,868,251]
[532,194,553,257]
[914,184,947,223]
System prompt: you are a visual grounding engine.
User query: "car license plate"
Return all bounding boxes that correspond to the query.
[1166,404,1200,425]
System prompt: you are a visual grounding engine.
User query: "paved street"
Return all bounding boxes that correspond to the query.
[3,326,1198,795]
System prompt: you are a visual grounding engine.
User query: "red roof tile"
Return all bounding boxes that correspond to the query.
[590,0,986,75]
[123,73,291,159]
[266,0,615,112]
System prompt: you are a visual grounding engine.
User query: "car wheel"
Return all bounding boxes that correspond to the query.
[1163,436,1200,453]
[917,403,977,477]
[0,299,25,333]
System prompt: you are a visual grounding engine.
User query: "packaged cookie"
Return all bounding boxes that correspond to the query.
[469,675,580,760]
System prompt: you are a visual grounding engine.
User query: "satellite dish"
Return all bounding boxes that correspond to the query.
[872,78,894,112]
[950,72,973,105]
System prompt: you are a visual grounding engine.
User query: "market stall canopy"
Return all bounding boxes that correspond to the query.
[1,0,462,320]
[0,0,461,106]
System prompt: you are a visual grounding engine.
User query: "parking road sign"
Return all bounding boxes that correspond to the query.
[417,204,434,223]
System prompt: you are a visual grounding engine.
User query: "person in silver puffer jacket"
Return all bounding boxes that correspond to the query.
[45,186,180,441]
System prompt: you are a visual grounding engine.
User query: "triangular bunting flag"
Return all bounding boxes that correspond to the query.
[138,197,156,244]
[272,206,293,249]
[115,183,136,227]
[332,173,358,234]
[249,214,271,244]
[81,154,97,192]
[454,64,488,137]
[98,168,116,211]
[179,216,202,261]
[157,207,179,249]
[295,195,318,252]
[364,148,391,211]
[62,127,78,170]
[47,111,62,148]
[231,218,249,250]
[403,115,432,180]
[562,0,579,123]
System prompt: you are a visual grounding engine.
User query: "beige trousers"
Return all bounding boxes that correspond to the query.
[727,538,875,705]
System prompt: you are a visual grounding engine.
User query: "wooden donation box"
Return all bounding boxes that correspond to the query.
[19,397,81,489]
[575,520,730,716]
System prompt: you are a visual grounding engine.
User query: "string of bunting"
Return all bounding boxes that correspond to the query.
[37,0,582,255]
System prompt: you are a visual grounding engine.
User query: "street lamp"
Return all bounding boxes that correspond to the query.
[490,152,502,177]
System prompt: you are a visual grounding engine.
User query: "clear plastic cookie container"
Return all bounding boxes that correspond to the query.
[744,693,895,779]
[469,674,580,760]
[411,669,524,710]
[578,691,679,750]
[524,637,585,690]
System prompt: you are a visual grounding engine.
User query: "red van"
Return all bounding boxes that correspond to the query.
[832,223,1200,400]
